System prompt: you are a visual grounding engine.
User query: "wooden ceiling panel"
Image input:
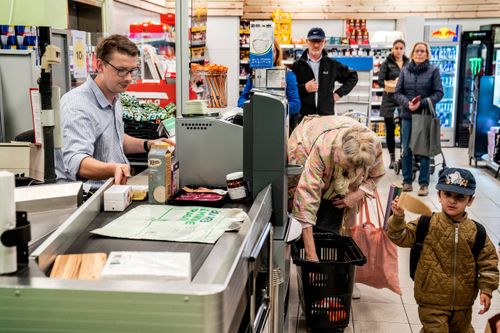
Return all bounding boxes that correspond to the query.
[242,0,500,19]
[118,0,500,18]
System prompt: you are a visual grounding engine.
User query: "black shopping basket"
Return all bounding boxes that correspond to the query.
[292,233,366,332]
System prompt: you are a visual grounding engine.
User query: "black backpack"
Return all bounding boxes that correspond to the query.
[409,215,486,280]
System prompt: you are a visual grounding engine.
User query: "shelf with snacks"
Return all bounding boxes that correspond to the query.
[239,19,251,88]
[276,42,392,67]
[370,115,384,122]
[332,57,373,125]
[128,32,176,81]
[369,46,393,123]
[273,9,292,45]
[344,18,369,47]
[190,7,207,64]
[370,121,401,145]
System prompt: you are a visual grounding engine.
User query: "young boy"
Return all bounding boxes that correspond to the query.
[388,167,499,332]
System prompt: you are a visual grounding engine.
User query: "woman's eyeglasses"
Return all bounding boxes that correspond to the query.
[102,59,139,77]
[414,49,427,54]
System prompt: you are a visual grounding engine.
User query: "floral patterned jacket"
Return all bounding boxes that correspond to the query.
[288,115,385,226]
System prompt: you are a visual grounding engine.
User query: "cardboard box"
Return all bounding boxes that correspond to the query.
[148,144,172,204]
[104,185,132,212]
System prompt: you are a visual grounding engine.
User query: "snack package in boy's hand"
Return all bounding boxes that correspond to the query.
[383,184,402,229]
[397,192,432,217]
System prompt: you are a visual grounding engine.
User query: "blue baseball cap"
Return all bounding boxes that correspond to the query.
[307,27,326,41]
[435,168,476,196]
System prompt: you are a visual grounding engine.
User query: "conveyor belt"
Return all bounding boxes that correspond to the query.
[64,201,251,277]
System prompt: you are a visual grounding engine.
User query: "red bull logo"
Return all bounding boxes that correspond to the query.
[431,27,457,38]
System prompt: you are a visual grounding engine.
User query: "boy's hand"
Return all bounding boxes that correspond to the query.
[391,196,404,217]
[479,293,491,314]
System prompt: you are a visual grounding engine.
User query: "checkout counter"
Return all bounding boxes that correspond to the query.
[0,92,295,333]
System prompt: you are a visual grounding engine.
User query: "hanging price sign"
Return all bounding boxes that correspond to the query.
[72,30,87,78]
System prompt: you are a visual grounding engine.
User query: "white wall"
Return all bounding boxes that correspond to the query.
[107,1,161,34]
[367,20,396,32]
[426,18,500,32]
[206,16,240,107]
[292,20,344,39]
[397,17,426,51]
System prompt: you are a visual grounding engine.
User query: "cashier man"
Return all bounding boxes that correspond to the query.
[57,34,172,189]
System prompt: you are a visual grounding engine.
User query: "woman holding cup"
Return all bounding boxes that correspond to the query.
[378,39,409,169]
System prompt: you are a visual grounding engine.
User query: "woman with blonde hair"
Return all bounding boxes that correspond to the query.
[394,42,443,196]
[288,115,385,261]
[238,38,301,131]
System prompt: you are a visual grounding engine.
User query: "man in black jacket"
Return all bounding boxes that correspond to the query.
[292,27,358,117]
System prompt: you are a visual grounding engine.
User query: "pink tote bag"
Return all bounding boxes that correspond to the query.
[350,191,402,295]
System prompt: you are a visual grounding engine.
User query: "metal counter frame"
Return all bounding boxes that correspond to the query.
[0,180,273,333]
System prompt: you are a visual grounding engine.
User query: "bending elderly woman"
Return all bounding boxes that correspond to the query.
[288,115,385,261]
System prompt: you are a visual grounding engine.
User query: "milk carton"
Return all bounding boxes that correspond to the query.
[148,144,172,204]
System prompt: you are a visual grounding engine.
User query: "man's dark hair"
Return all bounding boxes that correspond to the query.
[96,34,139,62]
[393,39,406,47]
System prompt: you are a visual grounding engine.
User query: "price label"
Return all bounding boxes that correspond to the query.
[72,30,87,78]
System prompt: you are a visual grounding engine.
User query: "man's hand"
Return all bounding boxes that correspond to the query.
[147,138,176,150]
[305,79,319,93]
[408,100,421,112]
[333,189,365,209]
[391,196,405,217]
[333,93,340,102]
[114,164,131,185]
[478,293,491,315]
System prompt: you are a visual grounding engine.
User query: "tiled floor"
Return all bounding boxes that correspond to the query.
[287,148,500,333]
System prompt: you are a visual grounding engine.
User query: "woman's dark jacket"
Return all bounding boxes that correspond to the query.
[292,49,358,116]
[378,54,409,118]
[394,60,444,120]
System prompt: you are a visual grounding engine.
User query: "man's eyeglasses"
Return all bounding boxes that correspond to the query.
[102,59,139,77]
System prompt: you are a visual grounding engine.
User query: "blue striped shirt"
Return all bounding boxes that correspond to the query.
[56,75,128,188]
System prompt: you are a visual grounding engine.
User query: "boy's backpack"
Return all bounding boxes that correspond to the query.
[409,215,487,280]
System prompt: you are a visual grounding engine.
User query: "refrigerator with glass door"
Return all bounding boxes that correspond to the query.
[456,30,495,148]
[425,25,461,147]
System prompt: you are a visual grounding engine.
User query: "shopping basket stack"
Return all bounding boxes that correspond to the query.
[292,233,366,332]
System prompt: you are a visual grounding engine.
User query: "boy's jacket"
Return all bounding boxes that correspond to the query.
[388,211,499,310]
